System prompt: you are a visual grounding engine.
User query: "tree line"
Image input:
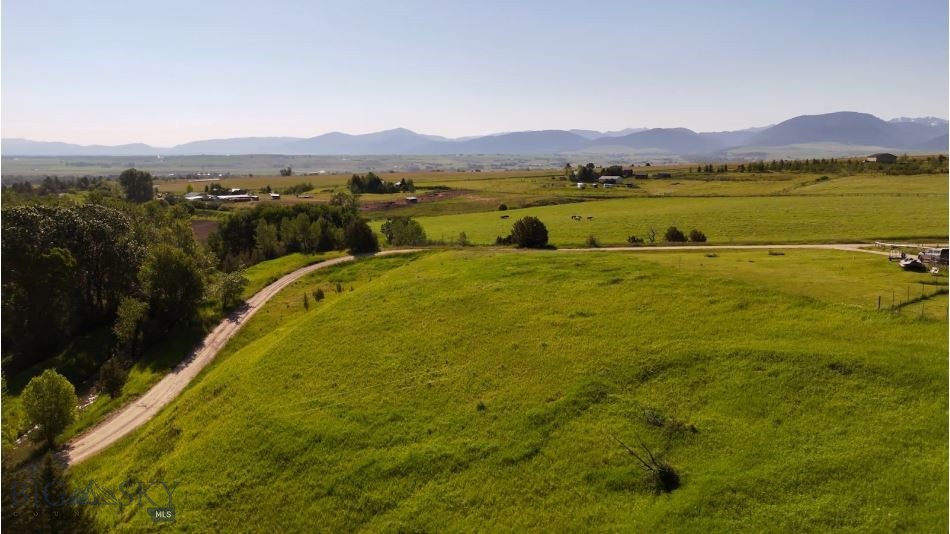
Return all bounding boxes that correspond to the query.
[1,169,382,450]
[347,172,415,194]
[207,191,377,271]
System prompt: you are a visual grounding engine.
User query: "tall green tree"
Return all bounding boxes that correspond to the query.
[254,220,280,259]
[139,245,205,332]
[118,168,154,203]
[344,219,379,254]
[21,370,77,447]
[98,355,128,398]
[113,297,149,359]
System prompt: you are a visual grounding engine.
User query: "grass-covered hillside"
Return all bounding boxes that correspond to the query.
[71,250,947,531]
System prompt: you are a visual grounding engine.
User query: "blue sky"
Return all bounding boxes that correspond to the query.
[3,0,947,145]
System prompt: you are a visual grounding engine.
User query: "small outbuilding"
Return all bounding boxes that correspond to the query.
[405,196,418,204]
[598,175,623,185]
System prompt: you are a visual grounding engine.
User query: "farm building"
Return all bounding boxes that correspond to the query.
[631,173,649,179]
[654,172,672,178]
[598,175,624,185]
[270,193,281,200]
[576,182,587,189]
[866,153,897,163]
[405,196,419,204]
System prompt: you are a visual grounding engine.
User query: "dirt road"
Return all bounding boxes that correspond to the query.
[64,242,904,465]
[64,250,417,465]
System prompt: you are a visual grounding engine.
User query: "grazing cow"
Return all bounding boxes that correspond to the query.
[587,216,594,220]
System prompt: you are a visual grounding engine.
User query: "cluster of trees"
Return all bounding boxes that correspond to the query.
[380,216,427,246]
[279,166,293,176]
[347,172,415,194]
[724,156,946,174]
[883,154,948,175]
[117,168,154,203]
[565,163,628,182]
[208,191,376,269]
[1,190,238,404]
[695,164,730,173]
[4,176,109,196]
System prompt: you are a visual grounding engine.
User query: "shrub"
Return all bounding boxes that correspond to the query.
[664,226,687,242]
[688,229,707,242]
[498,203,508,211]
[313,288,325,301]
[495,235,513,246]
[99,356,128,398]
[457,232,470,247]
[303,293,310,310]
[510,216,549,248]
[585,235,601,248]
[627,235,644,245]
[611,434,680,494]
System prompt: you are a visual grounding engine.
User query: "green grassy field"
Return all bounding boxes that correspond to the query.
[70,250,947,531]
[635,249,949,320]
[399,194,948,246]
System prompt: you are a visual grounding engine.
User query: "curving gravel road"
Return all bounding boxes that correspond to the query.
[63,242,906,465]
[64,250,418,465]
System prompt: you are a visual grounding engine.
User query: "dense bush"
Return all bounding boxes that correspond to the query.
[664,226,687,242]
[510,217,549,248]
[585,235,601,248]
[689,229,707,242]
[627,235,644,245]
[498,203,508,211]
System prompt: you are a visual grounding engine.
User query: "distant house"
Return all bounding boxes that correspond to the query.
[632,173,649,179]
[576,182,587,189]
[405,196,418,204]
[270,193,281,200]
[866,153,898,163]
[598,175,623,185]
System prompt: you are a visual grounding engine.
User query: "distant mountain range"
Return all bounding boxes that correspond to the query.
[3,112,947,158]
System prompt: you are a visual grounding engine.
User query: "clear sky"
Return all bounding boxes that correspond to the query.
[2,0,948,146]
